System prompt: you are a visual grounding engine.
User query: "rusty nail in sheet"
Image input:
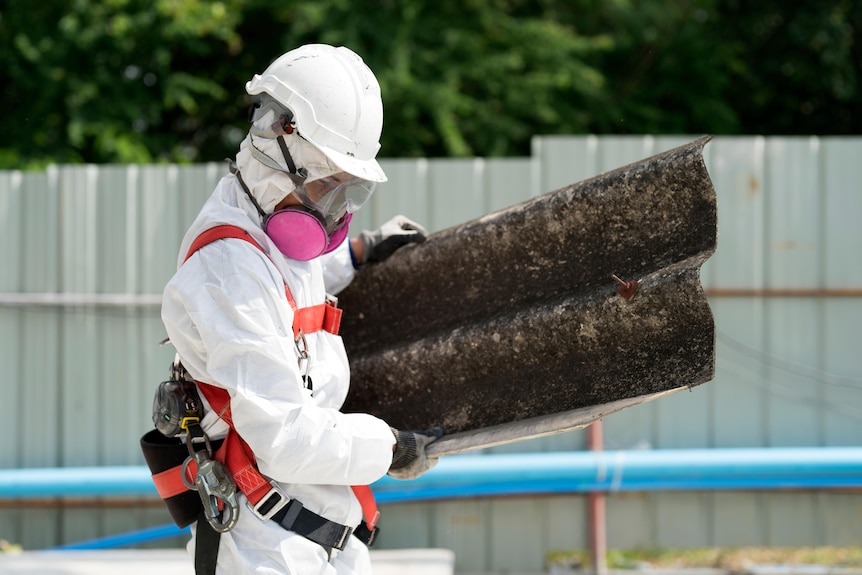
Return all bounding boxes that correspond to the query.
[612,274,639,300]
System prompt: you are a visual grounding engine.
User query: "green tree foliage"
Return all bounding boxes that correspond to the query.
[719,0,861,134]
[1,0,246,167]
[0,0,859,168]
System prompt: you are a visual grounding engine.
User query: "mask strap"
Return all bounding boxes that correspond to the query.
[276,136,297,174]
[248,133,289,173]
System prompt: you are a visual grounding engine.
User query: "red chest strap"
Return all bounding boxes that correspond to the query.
[184,225,342,339]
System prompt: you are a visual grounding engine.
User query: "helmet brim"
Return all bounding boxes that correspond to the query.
[317,146,387,184]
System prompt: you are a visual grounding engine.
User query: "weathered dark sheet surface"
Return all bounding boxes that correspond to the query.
[339,136,717,454]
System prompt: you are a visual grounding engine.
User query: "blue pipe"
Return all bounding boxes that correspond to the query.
[373,447,862,493]
[50,523,190,550]
[0,465,154,498]
[17,447,859,551]
[2,448,861,499]
[58,471,860,551]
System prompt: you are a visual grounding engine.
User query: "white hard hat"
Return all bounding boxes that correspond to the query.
[246,44,387,183]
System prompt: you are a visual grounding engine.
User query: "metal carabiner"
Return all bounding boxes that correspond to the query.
[182,429,240,532]
[170,352,187,382]
[194,456,240,532]
[294,329,311,383]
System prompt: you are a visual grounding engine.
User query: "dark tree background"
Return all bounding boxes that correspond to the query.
[1,0,859,168]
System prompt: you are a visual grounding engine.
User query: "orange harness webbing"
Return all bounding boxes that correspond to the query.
[179,224,379,530]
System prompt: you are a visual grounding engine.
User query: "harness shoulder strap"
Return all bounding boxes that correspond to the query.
[184,225,260,262]
[185,224,299,307]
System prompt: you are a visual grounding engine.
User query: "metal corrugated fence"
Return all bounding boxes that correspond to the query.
[1,136,861,570]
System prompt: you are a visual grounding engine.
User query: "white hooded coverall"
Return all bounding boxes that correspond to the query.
[161,142,396,574]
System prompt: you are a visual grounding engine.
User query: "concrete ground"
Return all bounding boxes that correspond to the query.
[0,548,456,575]
[3,549,861,575]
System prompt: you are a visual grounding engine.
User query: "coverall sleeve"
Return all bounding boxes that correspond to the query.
[162,239,393,486]
[320,238,357,295]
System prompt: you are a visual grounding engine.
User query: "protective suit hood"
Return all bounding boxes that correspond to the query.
[235,134,296,216]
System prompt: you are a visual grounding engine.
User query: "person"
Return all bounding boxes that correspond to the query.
[161,43,443,575]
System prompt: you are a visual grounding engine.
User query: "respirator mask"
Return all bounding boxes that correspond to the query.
[263,171,375,260]
[239,101,376,260]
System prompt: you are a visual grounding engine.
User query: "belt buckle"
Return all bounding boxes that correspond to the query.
[248,482,290,521]
[333,525,354,551]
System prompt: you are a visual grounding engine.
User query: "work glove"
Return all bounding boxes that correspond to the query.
[388,426,444,480]
[359,215,427,264]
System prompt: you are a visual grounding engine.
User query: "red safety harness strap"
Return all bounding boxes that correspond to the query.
[152,460,197,500]
[183,224,379,531]
[193,383,274,506]
[294,302,343,340]
[350,485,381,531]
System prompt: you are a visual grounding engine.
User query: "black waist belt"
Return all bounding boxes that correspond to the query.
[272,500,379,553]
[194,501,380,575]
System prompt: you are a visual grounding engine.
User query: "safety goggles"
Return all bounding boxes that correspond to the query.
[295,173,376,227]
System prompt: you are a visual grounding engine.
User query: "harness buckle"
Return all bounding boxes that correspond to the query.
[248,481,291,521]
[333,525,353,551]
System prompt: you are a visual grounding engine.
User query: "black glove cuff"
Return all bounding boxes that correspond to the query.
[390,430,419,471]
[369,235,414,263]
